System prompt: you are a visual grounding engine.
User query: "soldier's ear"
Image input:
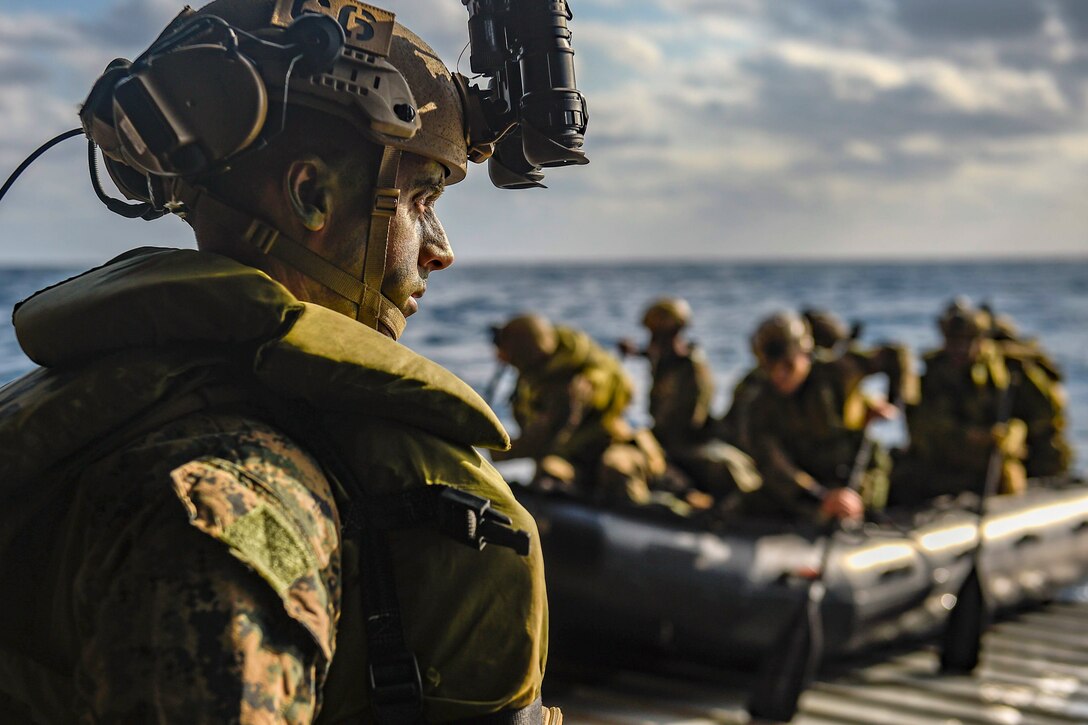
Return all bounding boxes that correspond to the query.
[285,156,333,233]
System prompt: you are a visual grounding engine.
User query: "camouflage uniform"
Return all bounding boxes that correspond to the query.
[647,344,759,496]
[0,249,553,723]
[721,309,852,453]
[719,367,766,452]
[741,347,915,519]
[494,323,662,504]
[894,341,1071,504]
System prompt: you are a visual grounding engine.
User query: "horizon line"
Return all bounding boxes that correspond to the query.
[1,252,1086,270]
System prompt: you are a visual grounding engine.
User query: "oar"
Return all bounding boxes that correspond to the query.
[939,368,1019,674]
[746,436,874,722]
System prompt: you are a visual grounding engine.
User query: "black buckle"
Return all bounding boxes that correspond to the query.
[369,650,422,709]
[436,487,531,556]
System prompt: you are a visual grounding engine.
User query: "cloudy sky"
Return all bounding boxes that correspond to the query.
[0,0,1086,264]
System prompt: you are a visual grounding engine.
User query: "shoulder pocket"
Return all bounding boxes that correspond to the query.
[170,456,336,660]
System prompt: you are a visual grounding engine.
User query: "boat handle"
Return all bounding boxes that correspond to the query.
[1014,533,1042,549]
[878,564,915,582]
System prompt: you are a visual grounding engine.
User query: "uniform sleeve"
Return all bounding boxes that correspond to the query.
[495,377,577,461]
[746,392,826,508]
[74,483,323,724]
[70,414,341,725]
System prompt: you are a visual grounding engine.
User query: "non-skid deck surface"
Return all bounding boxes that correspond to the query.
[544,602,1088,724]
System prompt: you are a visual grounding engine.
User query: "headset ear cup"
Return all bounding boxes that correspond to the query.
[113,45,268,177]
[80,59,133,162]
[284,14,346,75]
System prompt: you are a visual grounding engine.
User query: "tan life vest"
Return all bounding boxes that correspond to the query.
[0,247,549,721]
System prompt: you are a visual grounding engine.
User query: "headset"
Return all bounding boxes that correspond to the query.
[0,0,590,215]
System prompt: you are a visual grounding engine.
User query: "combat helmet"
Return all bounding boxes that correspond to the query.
[801,308,850,351]
[938,298,987,340]
[495,314,558,370]
[751,311,814,367]
[642,298,692,333]
[80,0,468,340]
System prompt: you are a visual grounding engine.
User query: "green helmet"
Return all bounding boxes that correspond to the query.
[495,314,557,369]
[84,0,470,342]
[938,298,986,340]
[642,297,692,333]
[751,312,813,367]
[801,308,849,351]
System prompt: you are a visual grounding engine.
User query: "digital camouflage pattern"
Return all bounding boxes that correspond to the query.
[0,248,550,723]
[80,412,337,723]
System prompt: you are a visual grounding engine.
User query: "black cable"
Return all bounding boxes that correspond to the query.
[0,128,83,207]
[87,140,164,220]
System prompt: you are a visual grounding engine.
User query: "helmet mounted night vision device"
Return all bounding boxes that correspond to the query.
[1,0,589,338]
[1,0,589,208]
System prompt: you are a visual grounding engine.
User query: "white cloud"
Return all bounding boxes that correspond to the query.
[579,22,664,68]
[1,0,1086,263]
[769,40,1069,115]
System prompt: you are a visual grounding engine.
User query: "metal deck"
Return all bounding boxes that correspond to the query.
[544,602,1088,724]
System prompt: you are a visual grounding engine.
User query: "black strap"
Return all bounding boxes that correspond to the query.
[274,405,532,723]
[342,485,531,723]
[447,698,544,725]
[357,523,425,724]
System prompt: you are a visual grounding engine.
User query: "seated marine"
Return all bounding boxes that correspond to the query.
[719,307,857,449]
[981,304,1066,394]
[492,314,666,505]
[739,311,918,522]
[618,298,760,500]
[891,300,1071,505]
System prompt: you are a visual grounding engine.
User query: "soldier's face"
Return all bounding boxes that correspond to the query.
[381,153,455,320]
[767,351,811,395]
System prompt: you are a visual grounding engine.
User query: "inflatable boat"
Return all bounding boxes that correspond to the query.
[516,481,1088,665]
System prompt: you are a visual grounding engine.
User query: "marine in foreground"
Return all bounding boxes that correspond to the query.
[0,0,590,721]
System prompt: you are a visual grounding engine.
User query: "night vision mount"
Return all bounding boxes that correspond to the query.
[0,0,590,216]
[459,0,590,189]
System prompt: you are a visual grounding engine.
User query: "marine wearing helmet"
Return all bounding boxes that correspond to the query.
[737,311,917,521]
[493,314,667,505]
[893,299,1070,505]
[618,299,761,502]
[0,1,579,721]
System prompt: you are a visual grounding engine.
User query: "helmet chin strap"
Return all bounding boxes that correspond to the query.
[357,145,404,338]
[170,146,406,340]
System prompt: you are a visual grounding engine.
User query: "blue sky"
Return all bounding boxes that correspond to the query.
[1,0,1086,264]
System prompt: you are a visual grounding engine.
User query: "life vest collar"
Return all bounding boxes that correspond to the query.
[13,247,509,450]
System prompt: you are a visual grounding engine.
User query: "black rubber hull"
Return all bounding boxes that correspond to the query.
[519,484,1088,665]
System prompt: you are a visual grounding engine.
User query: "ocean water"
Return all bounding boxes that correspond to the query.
[1,258,1086,468]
